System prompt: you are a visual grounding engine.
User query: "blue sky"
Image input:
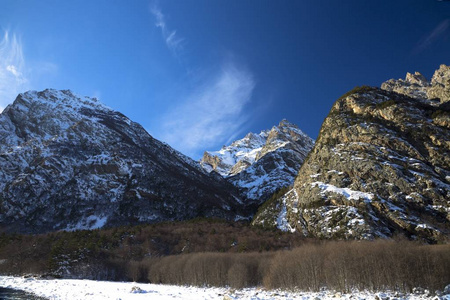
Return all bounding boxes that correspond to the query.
[0,0,449,158]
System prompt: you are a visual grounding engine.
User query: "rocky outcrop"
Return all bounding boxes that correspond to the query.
[427,64,450,102]
[200,120,314,203]
[0,89,245,234]
[381,64,450,103]
[253,69,450,242]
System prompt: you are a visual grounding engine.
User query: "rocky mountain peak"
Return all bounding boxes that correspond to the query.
[230,131,267,149]
[253,76,449,242]
[269,119,300,137]
[15,89,105,112]
[1,89,111,147]
[381,64,450,103]
[278,118,297,128]
[428,64,450,102]
[405,72,429,86]
[262,119,311,155]
[200,120,313,177]
[0,89,245,233]
[200,120,314,203]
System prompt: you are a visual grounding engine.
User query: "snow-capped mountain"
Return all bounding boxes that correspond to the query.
[200,120,314,202]
[253,65,450,243]
[0,89,245,233]
[200,131,269,177]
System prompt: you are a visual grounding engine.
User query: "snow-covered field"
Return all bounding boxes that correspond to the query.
[0,276,448,300]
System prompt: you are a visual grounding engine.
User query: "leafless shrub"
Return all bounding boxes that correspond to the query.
[0,227,448,292]
[146,252,273,288]
[264,240,450,293]
[126,260,149,282]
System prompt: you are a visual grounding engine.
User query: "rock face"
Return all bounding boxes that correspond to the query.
[253,67,450,243]
[200,131,268,177]
[0,89,244,233]
[200,120,314,204]
[382,64,450,103]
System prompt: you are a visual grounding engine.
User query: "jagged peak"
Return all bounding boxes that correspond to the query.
[405,71,429,86]
[11,88,110,113]
[431,64,450,84]
[278,118,298,128]
[243,131,262,140]
[200,119,314,181]
[273,118,311,141]
[0,89,122,149]
[436,63,450,72]
[381,64,450,103]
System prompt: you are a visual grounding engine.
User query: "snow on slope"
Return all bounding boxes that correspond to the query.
[254,73,450,242]
[0,276,447,300]
[0,89,244,233]
[200,132,268,176]
[200,120,314,202]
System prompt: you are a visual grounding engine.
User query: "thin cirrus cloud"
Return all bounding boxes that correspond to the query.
[412,19,450,55]
[159,62,256,159]
[150,4,185,58]
[0,31,29,112]
[149,4,258,158]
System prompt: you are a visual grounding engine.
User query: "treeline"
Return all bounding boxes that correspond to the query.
[0,219,303,278]
[0,221,448,293]
[264,241,449,292]
[132,240,449,293]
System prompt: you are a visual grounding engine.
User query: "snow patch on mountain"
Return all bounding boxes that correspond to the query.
[0,89,244,233]
[201,132,268,176]
[311,182,374,202]
[200,119,314,203]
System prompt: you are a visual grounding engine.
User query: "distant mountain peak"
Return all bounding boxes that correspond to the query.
[200,120,314,203]
[278,118,297,127]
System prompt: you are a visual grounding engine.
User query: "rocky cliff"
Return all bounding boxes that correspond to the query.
[200,120,314,204]
[253,66,450,243]
[0,89,244,233]
[382,64,450,103]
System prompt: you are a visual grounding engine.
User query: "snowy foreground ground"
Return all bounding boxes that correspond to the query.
[0,276,448,300]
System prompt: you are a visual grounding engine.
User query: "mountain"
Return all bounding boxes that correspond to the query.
[382,64,450,103]
[253,66,450,243]
[200,120,314,203]
[0,89,245,234]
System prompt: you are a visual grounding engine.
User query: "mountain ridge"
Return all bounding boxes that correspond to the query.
[253,65,450,243]
[0,89,245,233]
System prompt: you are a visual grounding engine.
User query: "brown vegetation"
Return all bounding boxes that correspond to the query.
[145,252,273,288]
[128,240,449,292]
[0,220,303,278]
[0,222,448,293]
[264,240,449,292]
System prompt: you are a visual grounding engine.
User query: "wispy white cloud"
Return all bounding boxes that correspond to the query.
[148,4,257,158]
[33,61,58,76]
[412,19,450,55]
[150,4,185,58]
[0,31,29,112]
[159,61,255,158]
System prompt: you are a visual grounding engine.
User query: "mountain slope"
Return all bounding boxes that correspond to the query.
[253,66,450,242]
[200,120,314,203]
[0,89,244,233]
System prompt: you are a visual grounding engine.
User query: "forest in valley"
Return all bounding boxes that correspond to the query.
[0,219,448,293]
